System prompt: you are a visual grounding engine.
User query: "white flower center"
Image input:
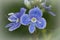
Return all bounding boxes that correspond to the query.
[31,17,37,23]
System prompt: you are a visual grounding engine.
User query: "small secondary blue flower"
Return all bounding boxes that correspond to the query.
[21,7,46,33]
[41,2,56,16]
[6,8,26,31]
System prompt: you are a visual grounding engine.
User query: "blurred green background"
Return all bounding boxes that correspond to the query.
[0,0,60,40]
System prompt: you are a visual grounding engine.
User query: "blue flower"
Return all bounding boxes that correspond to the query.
[21,7,46,33]
[41,2,56,16]
[5,8,26,31]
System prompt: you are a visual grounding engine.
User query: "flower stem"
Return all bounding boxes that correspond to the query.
[42,29,52,40]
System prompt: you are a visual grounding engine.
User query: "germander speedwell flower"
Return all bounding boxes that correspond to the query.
[6,8,26,31]
[21,7,46,33]
[41,0,56,16]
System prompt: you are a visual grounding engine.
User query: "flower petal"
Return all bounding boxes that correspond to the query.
[8,22,21,31]
[8,13,14,16]
[15,8,26,18]
[29,7,43,19]
[20,14,30,25]
[36,18,46,29]
[8,14,18,22]
[9,8,26,18]
[24,0,31,8]
[41,3,51,11]
[29,23,36,34]
[41,3,56,16]
[5,23,15,28]
[48,11,56,16]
